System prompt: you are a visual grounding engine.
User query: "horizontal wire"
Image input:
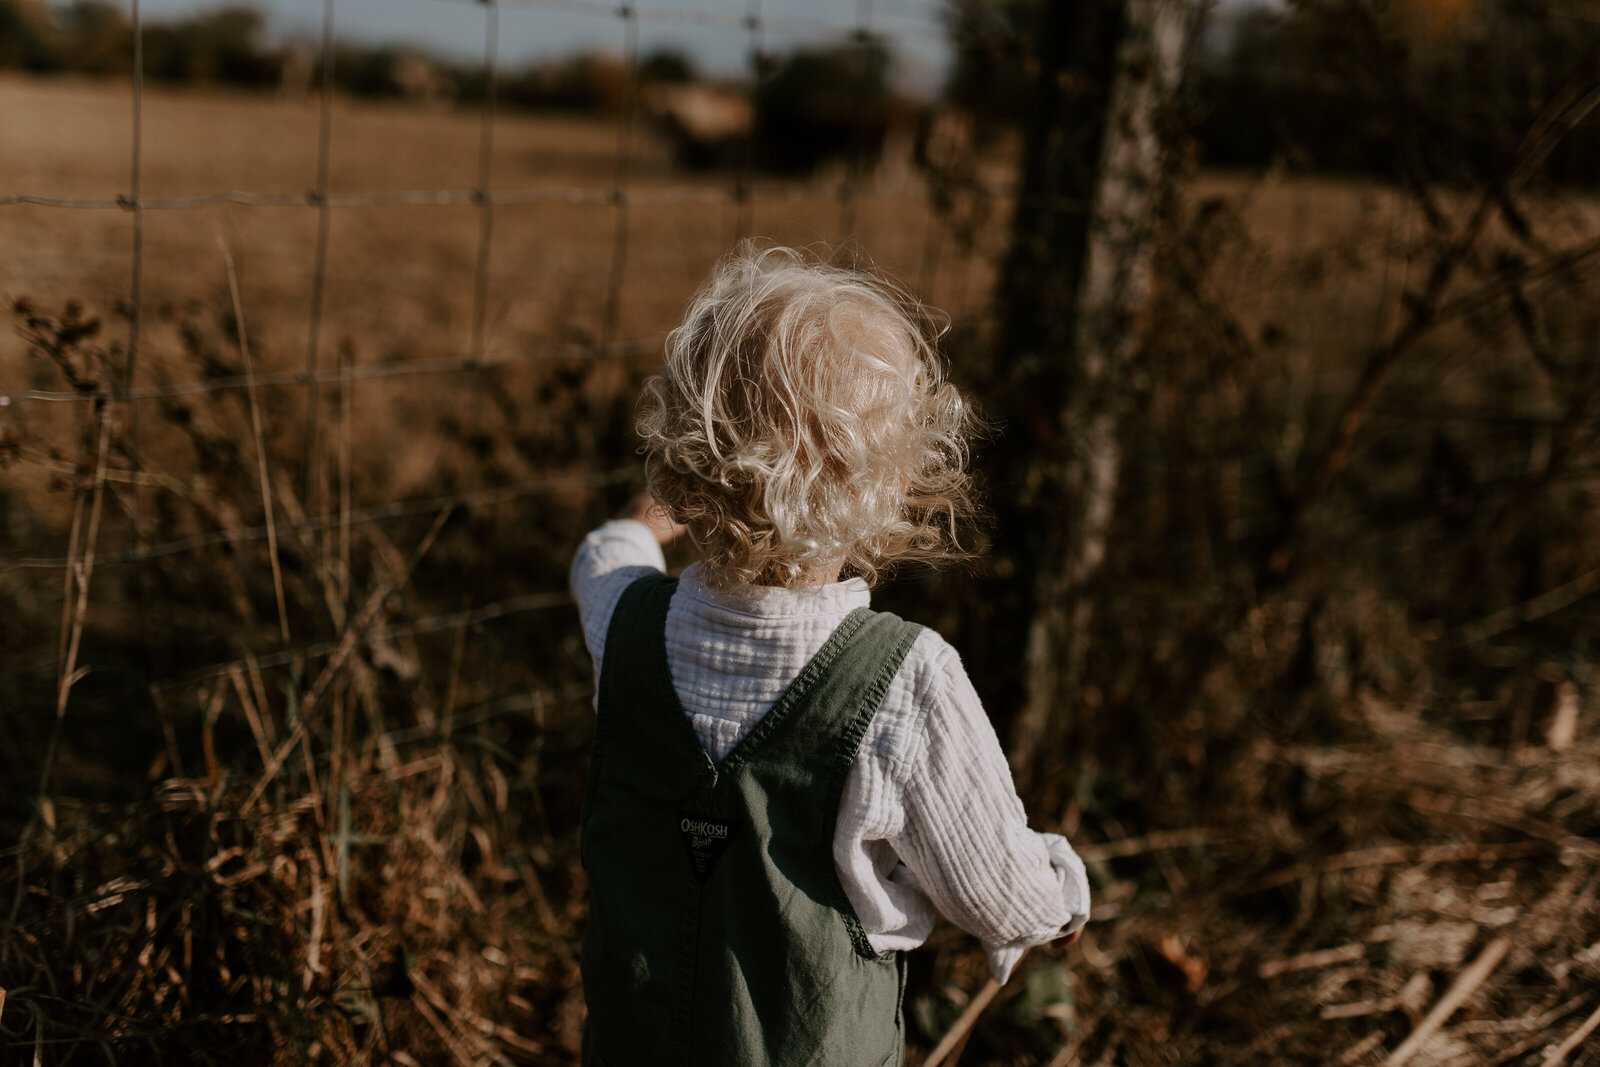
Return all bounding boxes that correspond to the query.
[1,466,637,575]
[153,590,577,691]
[0,177,1035,229]
[376,683,596,747]
[866,0,940,17]
[19,429,1582,581]
[432,0,943,38]
[0,182,879,212]
[0,335,666,407]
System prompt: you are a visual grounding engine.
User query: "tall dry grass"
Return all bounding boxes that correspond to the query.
[0,76,996,1063]
[3,76,1600,1066]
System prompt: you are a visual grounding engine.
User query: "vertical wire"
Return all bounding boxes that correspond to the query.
[457,0,501,738]
[916,206,943,304]
[734,0,765,243]
[600,5,640,349]
[953,237,974,313]
[835,0,874,245]
[302,0,336,512]
[127,0,144,410]
[470,0,500,360]
[128,0,152,690]
[464,0,500,460]
[338,339,351,613]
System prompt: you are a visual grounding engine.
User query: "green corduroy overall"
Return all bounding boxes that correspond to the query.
[581,573,923,1067]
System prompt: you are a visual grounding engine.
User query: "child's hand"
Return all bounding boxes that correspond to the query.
[1053,928,1084,950]
[617,492,689,546]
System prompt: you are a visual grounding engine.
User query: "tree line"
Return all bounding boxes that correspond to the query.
[6,0,1597,185]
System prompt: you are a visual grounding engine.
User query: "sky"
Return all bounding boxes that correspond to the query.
[133,0,955,95]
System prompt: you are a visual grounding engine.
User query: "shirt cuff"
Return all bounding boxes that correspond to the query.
[981,834,1092,984]
[1045,833,1092,934]
[588,518,668,572]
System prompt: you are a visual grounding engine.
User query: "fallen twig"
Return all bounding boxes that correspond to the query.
[410,968,498,1066]
[1259,840,1552,891]
[1259,941,1367,979]
[923,977,1001,1067]
[1455,566,1600,646]
[1541,999,1600,1066]
[407,982,481,1067]
[1325,998,1398,1021]
[1340,1032,1387,1065]
[1076,827,1227,862]
[1401,796,1600,860]
[1380,936,1511,1067]
[226,664,274,769]
[1044,995,1116,1067]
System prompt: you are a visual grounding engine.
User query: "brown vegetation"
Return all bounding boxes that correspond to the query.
[3,58,1600,1067]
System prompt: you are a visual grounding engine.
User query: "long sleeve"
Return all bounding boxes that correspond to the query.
[888,639,1090,983]
[568,518,667,679]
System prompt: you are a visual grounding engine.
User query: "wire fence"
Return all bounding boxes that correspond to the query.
[14,0,1587,732]
[0,0,963,714]
[11,6,1600,1063]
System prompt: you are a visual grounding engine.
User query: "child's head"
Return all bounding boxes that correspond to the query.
[638,244,978,589]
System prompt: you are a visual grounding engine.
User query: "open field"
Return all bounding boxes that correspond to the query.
[4,75,1600,1065]
[0,73,996,531]
[0,73,967,343]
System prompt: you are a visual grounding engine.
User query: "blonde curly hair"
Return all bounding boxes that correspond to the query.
[638,245,979,589]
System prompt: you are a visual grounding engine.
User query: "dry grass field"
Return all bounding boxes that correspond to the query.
[0,73,996,528]
[4,74,1600,1066]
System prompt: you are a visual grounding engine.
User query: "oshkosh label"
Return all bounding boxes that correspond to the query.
[677,811,737,884]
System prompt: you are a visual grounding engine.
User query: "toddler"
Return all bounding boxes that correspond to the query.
[570,245,1089,1066]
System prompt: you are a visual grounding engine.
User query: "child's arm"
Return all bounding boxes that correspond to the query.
[888,638,1091,983]
[568,492,688,682]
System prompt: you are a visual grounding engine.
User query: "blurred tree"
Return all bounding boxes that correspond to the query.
[499,52,629,113]
[638,48,696,85]
[753,39,892,174]
[1190,0,1600,184]
[329,43,405,98]
[0,0,63,71]
[984,0,1196,786]
[941,0,1040,143]
[142,6,278,87]
[57,0,131,76]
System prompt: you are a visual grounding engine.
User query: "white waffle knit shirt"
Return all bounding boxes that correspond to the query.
[570,519,1090,982]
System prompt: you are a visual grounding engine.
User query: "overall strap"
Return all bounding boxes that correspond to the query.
[684,607,924,1065]
[712,607,923,961]
[597,570,680,716]
[719,607,922,778]
[585,573,709,831]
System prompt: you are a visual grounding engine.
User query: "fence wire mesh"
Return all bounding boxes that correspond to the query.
[8,4,1600,1064]
[2,0,963,715]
